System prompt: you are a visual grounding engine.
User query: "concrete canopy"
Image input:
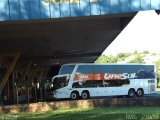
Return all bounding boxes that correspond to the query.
[0,0,159,69]
[0,13,135,69]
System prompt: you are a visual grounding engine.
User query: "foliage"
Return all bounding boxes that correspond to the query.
[142,50,149,54]
[154,59,160,72]
[151,52,157,56]
[154,59,160,85]
[96,52,146,64]
[134,50,138,54]
[16,81,32,88]
[116,53,130,61]
[128,54,145,63]
[95,55,117,63]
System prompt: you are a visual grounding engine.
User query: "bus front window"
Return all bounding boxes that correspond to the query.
[59,65,75,75]
[50,75,70,90]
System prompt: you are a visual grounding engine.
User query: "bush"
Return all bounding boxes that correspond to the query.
[157,78,160,88]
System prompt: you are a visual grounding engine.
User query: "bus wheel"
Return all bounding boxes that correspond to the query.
[128,89,135,98]
[81,91,90,99]
[70,91,79,100]
[136,88,144,97]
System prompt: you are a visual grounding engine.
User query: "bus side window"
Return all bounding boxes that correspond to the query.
[72,82,79,88]
[72,82,85,88]
[148,80,155,83]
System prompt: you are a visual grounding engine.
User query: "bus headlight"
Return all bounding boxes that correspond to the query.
[52,91,56,98]
[53,90,58,95]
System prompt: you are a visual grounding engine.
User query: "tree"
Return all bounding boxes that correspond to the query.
[134,50,138,54]
[116,53,131,61]
[151,52,157,56]
[128,54,144,63]
[142,50,149,54]
[154,59,160,87]
[95,55,117,63]
[154,59,160,78]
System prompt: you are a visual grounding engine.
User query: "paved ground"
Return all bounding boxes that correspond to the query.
[89,90,160,100]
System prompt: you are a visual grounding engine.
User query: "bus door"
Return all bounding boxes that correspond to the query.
[148,80,156,93]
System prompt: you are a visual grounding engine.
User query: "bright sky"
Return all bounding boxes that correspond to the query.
[103,10,160,56]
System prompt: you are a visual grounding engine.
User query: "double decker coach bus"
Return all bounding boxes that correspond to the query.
[49,63,156,100]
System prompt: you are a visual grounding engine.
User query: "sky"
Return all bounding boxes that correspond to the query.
[103,10,160,56]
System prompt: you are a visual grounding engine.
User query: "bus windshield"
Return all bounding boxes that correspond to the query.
[50,75,70,90]
[59,65,76,75]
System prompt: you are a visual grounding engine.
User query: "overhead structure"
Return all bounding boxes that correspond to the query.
[0,0,159,68]
[0,15,129,67]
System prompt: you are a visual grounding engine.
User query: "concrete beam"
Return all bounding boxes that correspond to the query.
[0,52,21,95]
[0,51,21,57]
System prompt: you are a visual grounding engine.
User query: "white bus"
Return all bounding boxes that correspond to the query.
[49,63,156,100]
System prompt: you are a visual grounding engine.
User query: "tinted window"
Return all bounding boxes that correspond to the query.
[137,70,155,79]
[148,80,155,83]
[92,65,103,73]
[72,80,103,88]
[72,80,130,88]
[50,76,70,90]
[101,65,114,73]
[75,64,155,79]
[76,65,92,74]
[104,80,130,87]
[59,65,75,75]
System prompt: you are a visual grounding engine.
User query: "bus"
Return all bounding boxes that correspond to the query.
[49,63,156,100]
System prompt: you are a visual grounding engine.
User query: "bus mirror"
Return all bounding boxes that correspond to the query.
[66,75,70,80]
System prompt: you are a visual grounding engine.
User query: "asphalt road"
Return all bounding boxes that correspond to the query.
[89,91,160,100]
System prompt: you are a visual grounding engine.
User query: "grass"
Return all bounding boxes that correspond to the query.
[1,107,160,120]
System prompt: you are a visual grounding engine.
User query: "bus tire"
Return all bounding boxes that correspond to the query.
[70,91,79,100]
[128,89,135,98]
[136,88,144,97]
[81,91,90,99]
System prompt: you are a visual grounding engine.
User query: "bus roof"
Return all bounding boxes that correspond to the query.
[61,63,155,66]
